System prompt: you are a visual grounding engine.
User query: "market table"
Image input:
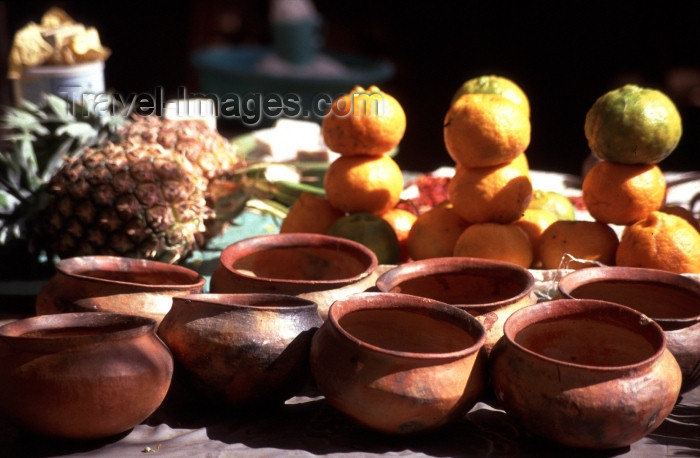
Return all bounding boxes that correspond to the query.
[0,169,698,457]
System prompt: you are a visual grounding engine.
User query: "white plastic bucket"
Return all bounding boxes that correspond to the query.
[12,60,105,105]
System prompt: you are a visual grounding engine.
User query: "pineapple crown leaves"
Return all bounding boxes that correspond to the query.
[0,93,129,245]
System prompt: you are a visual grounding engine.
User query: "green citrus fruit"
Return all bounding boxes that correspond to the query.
[327,212,400,265]
[528,190,575,221]
[584,84,682,164]
[451,74,530,118]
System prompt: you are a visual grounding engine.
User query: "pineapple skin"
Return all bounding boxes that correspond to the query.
[43,141,210,263]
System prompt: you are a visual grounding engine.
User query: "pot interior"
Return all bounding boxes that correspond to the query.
[0,313,152,339]
[515,315,660,367]
[339,308,477,354]
[569,280,699,320]
[385,271,529,305]
[232,246,369,281]
[78,268,199,286]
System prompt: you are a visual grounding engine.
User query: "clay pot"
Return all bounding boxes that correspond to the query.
[209,233,379,319]
[376,257,536,355]
[557,266,700,393]
[490,299,682,449]
[0,312,173,439]
[35,255,206,323]
[310,292,487,434]
[157,293,323,407]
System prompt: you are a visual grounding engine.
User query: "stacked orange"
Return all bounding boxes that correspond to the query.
[437,75,535,268]
[281,85,411,264]
[579,84,699,274]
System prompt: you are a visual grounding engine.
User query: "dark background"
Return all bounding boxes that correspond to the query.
[1,1,698,175]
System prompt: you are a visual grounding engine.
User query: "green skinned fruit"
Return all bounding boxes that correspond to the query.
[529,190,575,221]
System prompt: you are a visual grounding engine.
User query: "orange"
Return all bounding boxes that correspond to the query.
[324,154,404,214]
[584,84,682,164]
[321,85,406,156]
[451,74,530,118]
[538,220,619,270]
[616,211,700,273]
[380,207,417,262]
[443,93,531,168]
[327,212,401,265]
[453,222,533,269]
[512,208,558,267]
[406,202,471,260]
[279,192,345,234]
[448,153,532,224]
[661,205,700,233]
[582,161,666,226]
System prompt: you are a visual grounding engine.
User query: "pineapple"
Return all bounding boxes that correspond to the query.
[42,141,209,263]
[0,94,247,271]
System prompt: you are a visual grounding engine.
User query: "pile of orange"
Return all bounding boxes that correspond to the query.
[579,84,699,274]
[280,85,410,264]
[424,74,535,268]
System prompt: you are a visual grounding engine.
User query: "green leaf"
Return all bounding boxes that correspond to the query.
[44,94,75,122]
[56,121,98,145]
[0,189,18,211]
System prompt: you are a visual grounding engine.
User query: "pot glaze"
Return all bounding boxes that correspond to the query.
[157,293,323,407]
[558,266,700,393]
[490,299,682,450]
[209,233,379,319]
[0,313,173,439]
[376,257,536,355]
[310,292,486,435]
[35,255,206,323]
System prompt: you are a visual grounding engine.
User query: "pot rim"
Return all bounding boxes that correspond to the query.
[0,312,158,347]
[375,256,535,309]
[218,233,378,286]
[327,291,486,360]
[503,298,668,372]
[55,255,206,290]
[558,266,700,324]
[172,292,319,312]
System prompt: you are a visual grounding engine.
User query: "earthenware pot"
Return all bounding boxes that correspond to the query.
[157,293,323,407]
[558,266,700,393]
[490,299,682,449]
[310,292,486,434]
[376,257,536,355]
[0,312,173,439]
[209,233,379,319]
[35,255,206,323]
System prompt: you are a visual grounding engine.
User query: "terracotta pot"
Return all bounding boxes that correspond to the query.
[310,292,486,434]
[35,255,206,323]
[209,233,379,319]
[376,257,536,355]
[0,312,173,439]
[490,299,682,449]
[157,293,323,407]
[557,266,700,393]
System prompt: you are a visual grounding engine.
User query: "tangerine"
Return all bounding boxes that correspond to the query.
[453,222,533,269]
[584,84,682,164]
[451,74,530,118]
[443,93,531,168]
[406,202,470,260]
[616,211,700,274]
[380,207,418,262]
[538,220,619,270]
[512,208,558,267]
[582,161,666,226]
[324,154,404,214]
[279,192,345,234]
[448,153,532,224]
[322,85,406,156]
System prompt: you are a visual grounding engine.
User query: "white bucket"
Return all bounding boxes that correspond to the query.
[12,60,105,105]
